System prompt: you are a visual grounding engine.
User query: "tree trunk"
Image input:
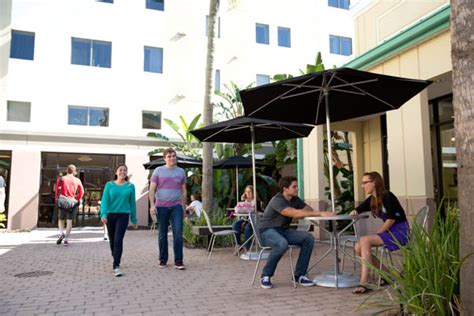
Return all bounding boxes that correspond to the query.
[451,1,474,314]
[202,0,219,212]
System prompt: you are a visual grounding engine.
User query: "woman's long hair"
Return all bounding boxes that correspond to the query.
[365,171,384,217]
[113,164,129,181]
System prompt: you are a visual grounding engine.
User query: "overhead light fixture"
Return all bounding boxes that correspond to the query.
[78,155,92,162]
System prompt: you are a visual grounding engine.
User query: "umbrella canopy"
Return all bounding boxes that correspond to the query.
[240,67,432,125]
[143,153,202,170]
[240,67,432,213]
[213,155,267,169]
[213,155,268,203]
[190,116,314,204]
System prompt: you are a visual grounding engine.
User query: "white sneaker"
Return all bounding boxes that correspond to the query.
[113,267,123,277]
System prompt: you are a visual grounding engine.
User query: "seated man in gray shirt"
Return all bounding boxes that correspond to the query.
[259,176,332,289]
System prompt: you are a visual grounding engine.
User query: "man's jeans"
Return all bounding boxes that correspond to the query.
[106,213,130,269]
[157,205,184,263]
[260,227,314,278]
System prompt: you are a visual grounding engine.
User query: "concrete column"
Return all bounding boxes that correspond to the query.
[8,150,41,230]
[387,91,435,221]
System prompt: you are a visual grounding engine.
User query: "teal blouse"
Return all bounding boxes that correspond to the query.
[100,181,137,224]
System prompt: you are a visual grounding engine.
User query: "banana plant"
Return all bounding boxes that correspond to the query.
[147,114,202,157]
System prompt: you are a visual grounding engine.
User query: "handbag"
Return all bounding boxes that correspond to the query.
[56,177,77,210]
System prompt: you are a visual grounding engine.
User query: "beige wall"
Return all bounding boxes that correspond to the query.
[354,0,449,55]
[8,151,41,230]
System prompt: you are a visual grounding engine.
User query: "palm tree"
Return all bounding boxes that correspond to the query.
[202,0,237,211]
[451,1,474,313]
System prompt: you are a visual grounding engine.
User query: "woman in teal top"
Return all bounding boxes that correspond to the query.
[100,164,137,277]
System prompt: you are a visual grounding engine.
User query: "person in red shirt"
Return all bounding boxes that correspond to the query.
[55,164,84,246]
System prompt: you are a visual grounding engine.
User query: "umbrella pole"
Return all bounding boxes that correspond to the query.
[325,89,336,213]
[250,124,257,207]
[236,166,239,202]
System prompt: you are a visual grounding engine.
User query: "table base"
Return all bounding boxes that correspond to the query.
[313,271,360,288]
[239,251,269,261]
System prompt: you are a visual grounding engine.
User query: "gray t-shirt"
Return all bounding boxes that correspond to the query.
[150,166,186,207]
[0,176,6,188]
[259,192,306,230]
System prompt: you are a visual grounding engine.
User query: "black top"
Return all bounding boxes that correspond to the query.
[355,190,407,223]
[259,192,306,230]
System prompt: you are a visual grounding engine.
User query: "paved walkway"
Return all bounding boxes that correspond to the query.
[0,228,384,315]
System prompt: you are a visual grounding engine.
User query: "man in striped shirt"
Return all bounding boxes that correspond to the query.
[149,148,187,270]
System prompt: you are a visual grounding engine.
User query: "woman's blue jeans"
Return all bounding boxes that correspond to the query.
[157,205,184,263]
[260,227,314,278]
[106,213,130,269]
[232,219,253,250]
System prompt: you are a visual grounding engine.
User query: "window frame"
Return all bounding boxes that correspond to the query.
[68,105,109,127]
[7,101,31,122]
[71,37,112,68]
[328,0,350,10]
[142,110,162,129]
[255,23,270,45]
[146,0,164,11]
[329,35,352,56]
[144,46,164,74]
[277,26,291,48]
[256,74,270,86]
[10,30,35,60]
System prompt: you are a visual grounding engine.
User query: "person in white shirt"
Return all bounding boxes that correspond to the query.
[185,193,203,220]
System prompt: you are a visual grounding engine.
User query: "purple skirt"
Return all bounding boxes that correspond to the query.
[377,221,409,251]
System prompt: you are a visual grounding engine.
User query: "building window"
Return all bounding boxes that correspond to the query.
[329,35,352,56]
[7,101,31,122]
[278,27,291,48]
[256,23,269,45]
[144,46,163,73]
[10,30,35,60]
[205,16,221,38]
[97,0,113,3]
[256,74,270,86]
[68,106,109,127]
[146,0,164,11]
[215,69,221,93]
[142,111,161,129]
[328,0,350,9]
[71,38,112,68]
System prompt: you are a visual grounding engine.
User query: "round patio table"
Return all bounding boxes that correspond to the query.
[305,213,369,289]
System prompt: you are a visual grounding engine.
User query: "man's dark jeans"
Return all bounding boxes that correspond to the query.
[106,213,129,269]
[260,227,314,278]
[157,205,184,263]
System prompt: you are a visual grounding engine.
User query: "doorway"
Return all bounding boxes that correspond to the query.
[38,152,125,227]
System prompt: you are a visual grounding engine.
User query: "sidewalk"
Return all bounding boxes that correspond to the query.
[0,228,382,315]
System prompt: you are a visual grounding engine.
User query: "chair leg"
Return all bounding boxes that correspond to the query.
[341,242,347,272]
[378,247,385,289]
[251,249,265,286]
[353,242,357,271]
[289,247,296,288]
[208,235,216,260]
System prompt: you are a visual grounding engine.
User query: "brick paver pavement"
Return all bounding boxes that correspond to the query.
[0,228,385,315]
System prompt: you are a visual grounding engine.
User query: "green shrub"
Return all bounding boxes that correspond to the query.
[0,213,6,228]
[360,206,469,315]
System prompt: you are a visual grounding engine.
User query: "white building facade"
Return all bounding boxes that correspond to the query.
[0,0,356,230]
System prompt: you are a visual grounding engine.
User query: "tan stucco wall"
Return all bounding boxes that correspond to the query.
[354,0,449,55]
[8,151,41,230]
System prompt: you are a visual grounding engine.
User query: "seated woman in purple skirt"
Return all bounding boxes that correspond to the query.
[350,171,409,294]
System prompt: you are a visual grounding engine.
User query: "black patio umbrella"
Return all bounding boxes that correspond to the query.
[143,153,202,170]
[240,67,432,212]
[213,155,268,202]
[190,116,314,203]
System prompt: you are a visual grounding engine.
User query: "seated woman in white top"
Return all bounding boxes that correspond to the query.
[231,185,262,251]
[185,193,203,221]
